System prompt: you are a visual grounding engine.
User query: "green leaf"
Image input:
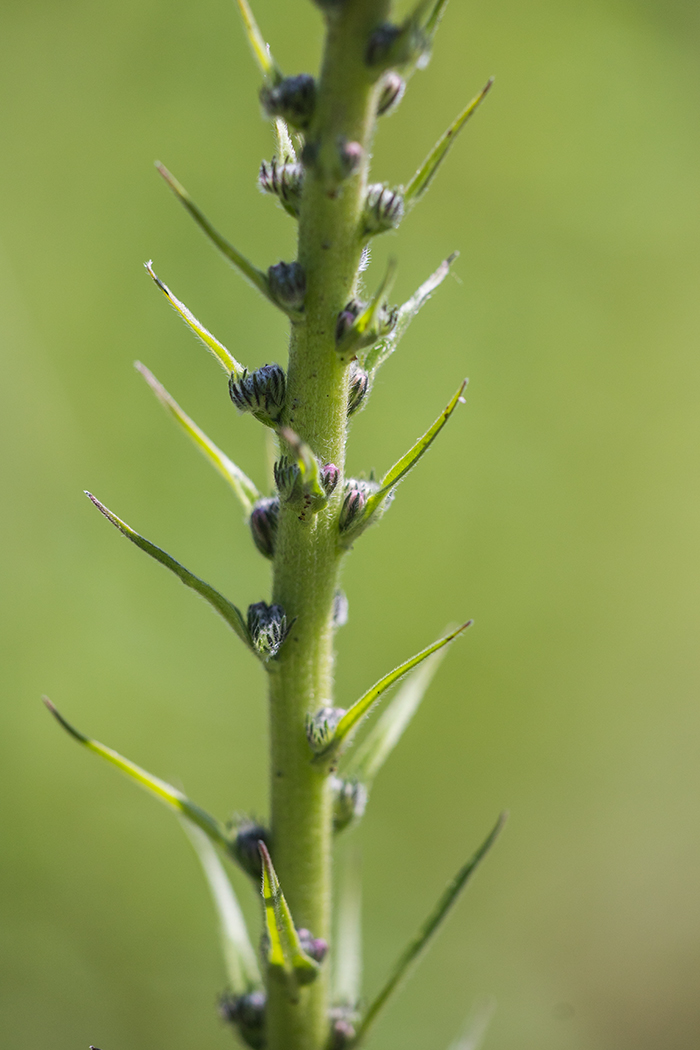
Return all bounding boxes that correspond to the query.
[363,253,457,374]
[258,841,320,999]
[155,164,298,316]
[85,493,252,650]
[448,999,497,1050]
[355,814,507,1046]
[135,362,260,519]
[182,820,262,994]
[145,262,244,376]
[233,0,283,83]
[403,79,494,208]
[332,848,362,1009]
[342,643,449,789]
[320,622,472,759]
[43,698,229,849]
[423,0,451,42]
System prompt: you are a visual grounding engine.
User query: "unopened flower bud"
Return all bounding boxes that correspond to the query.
[230,819,272,879]
[259,159,304,217]
[306,706,346,754]
[297,928,328,964]
[274,456,302,503]
[220,990,266,1050]
[329,1008,357,1050]
[338,480,376,533]
[347,364,369,416]
[363,184,404,235]
[250,497,279,559]
[335,299,362,344]
[365,23,401,67]
[331,776,368,832]
[247,601,291,659]
[377,72,405,115]
[261,74,316,130]
[268,261,306,312]
[337,138,364,180]
[229,364,286,424]
[320,463,340,495]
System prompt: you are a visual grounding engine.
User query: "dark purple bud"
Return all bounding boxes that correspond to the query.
[320,463,340,495]
[377,72,405,115]
[268,261,306,311]
[250,497,279,559]
[230,819,272,879]
[363,184,405,235]
[229,364,286,423]
[297,929,328,964]
[335,299,362,344]
[247,601,291,659]
[260,74,316,130]
[259,158,304,217]
[220,990,266,1050]
[347,364,369,416]
[365,23,401,67]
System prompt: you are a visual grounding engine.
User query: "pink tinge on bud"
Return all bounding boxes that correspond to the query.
[321,463,340,494]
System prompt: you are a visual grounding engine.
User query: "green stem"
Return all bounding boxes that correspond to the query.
[267,5,390,1050]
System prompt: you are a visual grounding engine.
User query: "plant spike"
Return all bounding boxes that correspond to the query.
[354,814,507,1047]
[342,643,449,789]
[403,79,494,209]
[155,163,301,318]
[43,698,230,849]
[145,262,244,376]
[182,820,262,994]
[311,622,473,760]
[233,0,283,84]
[85,493,252,650]
[135,362,260,519]
[258,842,321,1000]
[364,252,458,374]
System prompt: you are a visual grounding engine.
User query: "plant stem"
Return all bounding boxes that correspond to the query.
[268,4,390,1050]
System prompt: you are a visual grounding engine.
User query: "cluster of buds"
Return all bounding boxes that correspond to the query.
[220,990,266,1050]
[230,818,272,879]
[260,74,316,130]
[259,158,305,218]
[229,364,286,425]
[305,706,346,754]
[297,929,328,965]
[247,601,291,659]
[362,183,405,236]
[249,497,279,559]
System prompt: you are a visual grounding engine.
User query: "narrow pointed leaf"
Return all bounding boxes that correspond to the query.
[234,0,282,82]
[43,698,229,848]
[156,164,293,314]
[404,79,494,208]
[333,848,362,1008]
[145,262,244,375]
[343,645,448,788]
[448,999,497,1050]
[359,379,467,526]
[85,493,251,649]
[355,815,507,1045]
[182,820,261,993]
[325,622,472,757]
[423,0,450,41]
[364,253,457,374]
[135,362,260,518]
[258,842,320,996]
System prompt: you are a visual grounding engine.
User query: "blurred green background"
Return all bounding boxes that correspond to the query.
[2,0,700,1047]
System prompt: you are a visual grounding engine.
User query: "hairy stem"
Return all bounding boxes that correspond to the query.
[268,4,390,1049]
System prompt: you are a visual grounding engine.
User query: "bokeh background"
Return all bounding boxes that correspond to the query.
[2,0,700,1047]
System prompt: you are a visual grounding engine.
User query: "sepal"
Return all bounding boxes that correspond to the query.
[258,841,321,998]
[247,601,292,660]
[229,363,287,427]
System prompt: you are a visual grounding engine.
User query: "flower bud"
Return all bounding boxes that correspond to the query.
[365,23,401,67]
[335,299,362,344]
[229,364,286,424]
[363,184,404,236]
[247,601,291,659]
[267,261,306,312]
[338,480,377,533]
[297,929,328,964]
[329,1008,357,1050]
[331,776,368,832]
[347,364,369,416]
[306,706,346,754]
[261,74,316,130]
[250,497,279,559]
[320,463,340,495]
[230,818,272,879]
[336,138,364,180]
[220,990,266,1050]
[274,456,302,503]
[377,72,405,116]
[259,159,304,218]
